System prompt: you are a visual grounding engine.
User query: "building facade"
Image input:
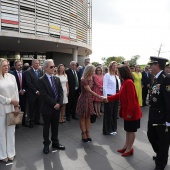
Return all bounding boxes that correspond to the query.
[0,0,92,67]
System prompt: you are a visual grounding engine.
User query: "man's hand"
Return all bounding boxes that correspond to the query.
[54,103,60,110]
[11,99,19,106]
[19,90,25,95]
[36,91,40,96]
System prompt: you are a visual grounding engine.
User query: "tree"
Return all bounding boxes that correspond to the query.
[91,61,100,66]
[102,56,125,66]
[128,55,140,66]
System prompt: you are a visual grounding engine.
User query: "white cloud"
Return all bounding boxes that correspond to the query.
[90,0,170,64]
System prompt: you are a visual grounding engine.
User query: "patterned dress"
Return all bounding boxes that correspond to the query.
[93,74,104,102]
[76,78,94,118]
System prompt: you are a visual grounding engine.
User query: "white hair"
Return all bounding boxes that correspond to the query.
[43,59,54,68]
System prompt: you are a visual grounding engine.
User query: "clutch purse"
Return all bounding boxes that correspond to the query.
[7,111,24,126]
[90,113,97,123]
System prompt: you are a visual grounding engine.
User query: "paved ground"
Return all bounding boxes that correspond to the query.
[1,106,170,170]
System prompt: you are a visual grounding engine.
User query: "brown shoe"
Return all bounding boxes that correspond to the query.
[1,158,8,163]
[8,157,14,161]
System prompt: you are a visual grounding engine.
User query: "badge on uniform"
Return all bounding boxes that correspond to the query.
[166,85,170,92]
[152,84,161,95]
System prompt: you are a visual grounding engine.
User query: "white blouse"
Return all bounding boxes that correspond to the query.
[103,73,121,97]
[0,73,19,115]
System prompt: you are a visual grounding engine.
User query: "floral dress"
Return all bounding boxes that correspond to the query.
[76,78,94,118]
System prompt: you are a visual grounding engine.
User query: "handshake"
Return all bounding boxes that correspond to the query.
[99,96,108,102]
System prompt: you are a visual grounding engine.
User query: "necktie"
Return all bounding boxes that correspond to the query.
[73,71,79,88]
[50,76,58,101]
[18,71,22,90]
[153,77,157,85]
[115,76,119,93]
[35,70,38,78]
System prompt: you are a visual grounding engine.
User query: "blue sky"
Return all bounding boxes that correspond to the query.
[90,0,170,64]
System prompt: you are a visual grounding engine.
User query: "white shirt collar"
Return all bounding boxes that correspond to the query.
[155,70,163,79]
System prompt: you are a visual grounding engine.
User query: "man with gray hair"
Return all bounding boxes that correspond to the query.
[78,57,90,77]
[38,59,65,154]
[65,61,80,121]
[25,59,43,128]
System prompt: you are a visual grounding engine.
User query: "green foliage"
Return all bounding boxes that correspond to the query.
[128,55,140,66]
[91,61,100,66]
[102,56,125,66]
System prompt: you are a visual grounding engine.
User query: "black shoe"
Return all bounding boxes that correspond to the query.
[72,116,78,120]
[35,121,43,125]
[66,117,71,121]
[153,156,157,160]
[29,122,34,128]
[87,138,92,142]
[52,144,65,150]
[82,138,88,142]
[15,125,19,129]
[22,122,29,127]
[43,146,49,154]
[103,132,110,135]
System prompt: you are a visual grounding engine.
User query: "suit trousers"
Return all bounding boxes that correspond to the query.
[142,87,148,104]
[19,94,27,124]
[66,89,79,118]
[147,123,170,169]
[42,109,60,146]
[0,114,15,160]
[28,96,41,123]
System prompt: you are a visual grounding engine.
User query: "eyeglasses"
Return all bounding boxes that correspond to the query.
[50,66,55,69]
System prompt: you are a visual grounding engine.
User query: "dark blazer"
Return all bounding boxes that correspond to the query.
[78,66,85,77]
[13,70,27,91]
[38,74,63,115]
[142,71,150,87]
[25,68,43,99]
[108,79,142,121]
[65,68,80,95]
[149,71,170,124]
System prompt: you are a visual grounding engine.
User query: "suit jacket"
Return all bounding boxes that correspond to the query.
[78,66,85,77]
[149,71,170,124]
[13,70,27,92]
[65,68,80,95]
[108,79,142,121]
[38,74,63,115]
[25,68,43,99]
[142,71,150,88]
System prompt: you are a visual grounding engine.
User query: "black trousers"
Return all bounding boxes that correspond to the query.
[103,100,119,134]
[19,94,27,124]
[147,122,170,169]
[28,96,41,123]
[43,110,60,146]
[66,89,79,118]
[142,87,148,105]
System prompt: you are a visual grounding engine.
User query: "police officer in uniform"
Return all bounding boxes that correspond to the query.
[147,56,170,170]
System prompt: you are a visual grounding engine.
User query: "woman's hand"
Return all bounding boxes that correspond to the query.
[11,99,19,106]
[100,96,108,102]
[127,115,132,118]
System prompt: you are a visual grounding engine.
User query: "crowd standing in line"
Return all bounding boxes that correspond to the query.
[1,56,170,169]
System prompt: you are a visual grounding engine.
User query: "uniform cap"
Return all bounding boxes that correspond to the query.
[148,56,168,66]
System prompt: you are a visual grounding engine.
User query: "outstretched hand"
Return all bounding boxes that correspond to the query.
[100,96,108,102]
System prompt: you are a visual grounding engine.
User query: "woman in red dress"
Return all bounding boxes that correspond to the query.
[102,65,142,156]
[76,65,102,142]
[93,66,104,117]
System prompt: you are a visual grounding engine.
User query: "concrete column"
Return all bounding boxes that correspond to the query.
[15,52,20,59]
[72,48,78,62]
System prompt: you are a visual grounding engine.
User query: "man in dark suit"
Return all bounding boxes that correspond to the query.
[38,59,65,154]
[147,56,170,170]
[65,61,80,121]
[78,57,90,77]
[13,60,28,127]
[142,65,150,106]
[25,59,43,128]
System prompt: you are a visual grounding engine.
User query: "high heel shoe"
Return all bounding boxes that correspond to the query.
[117,148,127,153]
[86,131,92,142]
[121,148,134,157]
[1,158,8,163]
[81,132,88,142]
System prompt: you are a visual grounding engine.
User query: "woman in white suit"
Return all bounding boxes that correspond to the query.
[103,61,121,135]
[0,58,19,162]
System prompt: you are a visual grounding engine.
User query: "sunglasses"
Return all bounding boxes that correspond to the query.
[50,66,55,69]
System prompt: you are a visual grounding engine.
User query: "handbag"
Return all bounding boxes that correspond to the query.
[90,113,97,123]
[7,111,24,126]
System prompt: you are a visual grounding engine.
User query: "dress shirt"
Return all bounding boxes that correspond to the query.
[103,73,121,97]
[45,73,53,87]
[155,70,163,79]
[72,70,79,90]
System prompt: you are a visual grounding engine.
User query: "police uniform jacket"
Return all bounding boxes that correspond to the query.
[149,71,170,124]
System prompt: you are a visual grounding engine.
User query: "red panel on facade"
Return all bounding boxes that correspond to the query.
[1,19,19,25]
[61,36,70,40]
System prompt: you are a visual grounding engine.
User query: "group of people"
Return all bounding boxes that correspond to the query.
[0,56,170,170]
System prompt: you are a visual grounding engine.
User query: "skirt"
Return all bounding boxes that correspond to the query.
[124,119,140,132]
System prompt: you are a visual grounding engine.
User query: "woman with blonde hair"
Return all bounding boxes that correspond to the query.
[0,58,19,162]
[103,61,121,135]
[57,64,69,123]
[132,65,142,106]
[76,64,102,142]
